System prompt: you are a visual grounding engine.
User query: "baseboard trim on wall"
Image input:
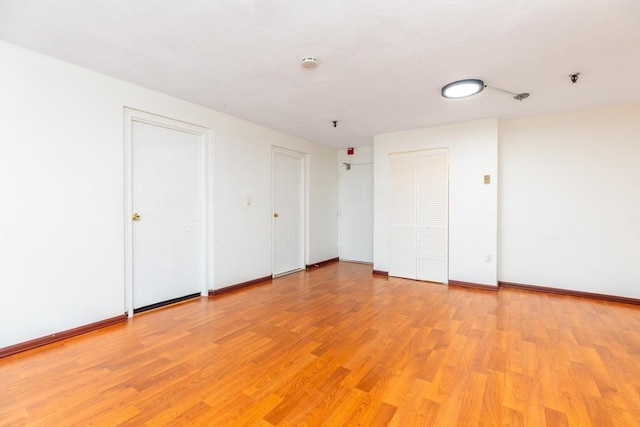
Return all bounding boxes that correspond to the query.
[498,281,640,306]
[306,257,339,269]
[448,280,498,291]
[0,314,128,358]
[372,270,389,277]
[208,275,273,297]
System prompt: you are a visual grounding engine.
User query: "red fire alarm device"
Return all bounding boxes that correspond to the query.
[347,147,354,155]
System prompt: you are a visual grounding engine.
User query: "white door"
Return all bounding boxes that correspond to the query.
[131,120,203,310]
[339,162,373,263]
[273,148,305,276]
[389,149,448,283]
[389,154,417,279]
[416,151,448,283]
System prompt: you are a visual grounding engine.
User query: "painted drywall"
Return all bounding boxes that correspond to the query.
[374,119,498,286]
[499,103,640,298]
[0,41,337,348]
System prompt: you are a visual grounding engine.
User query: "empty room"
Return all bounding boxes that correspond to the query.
[0,1,639,425]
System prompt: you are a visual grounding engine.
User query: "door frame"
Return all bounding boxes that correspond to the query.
[271,146,307,277]
[123,108,214,317]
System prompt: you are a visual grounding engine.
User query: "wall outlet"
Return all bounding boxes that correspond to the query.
[485,254,492,263]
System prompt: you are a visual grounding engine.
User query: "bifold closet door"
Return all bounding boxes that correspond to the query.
[389,149,448,283]
[389,154,417,279]
[416,151,448,283]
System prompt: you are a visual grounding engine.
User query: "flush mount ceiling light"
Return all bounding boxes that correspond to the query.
[441,79,530,101]
[441,79,485,99]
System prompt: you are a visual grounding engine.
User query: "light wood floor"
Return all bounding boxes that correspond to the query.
[1,262,639,426]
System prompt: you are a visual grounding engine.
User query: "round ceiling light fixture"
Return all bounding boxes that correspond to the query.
[301,56,318,68]
[441,79,485,99]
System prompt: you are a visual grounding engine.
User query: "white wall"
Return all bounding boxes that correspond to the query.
[499,103,640,298]
[0,41,338,348]
[374,119,498,286]
[211,121,337,285]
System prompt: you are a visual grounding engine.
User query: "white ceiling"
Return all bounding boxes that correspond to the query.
[1,1,639,149]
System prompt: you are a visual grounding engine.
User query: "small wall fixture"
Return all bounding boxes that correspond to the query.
[441,79,529,101]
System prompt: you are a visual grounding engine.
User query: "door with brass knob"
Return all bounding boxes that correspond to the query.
[272,148,305,276]
[130,118,204,313]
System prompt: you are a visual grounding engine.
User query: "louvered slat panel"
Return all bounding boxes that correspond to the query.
[416,151,448,283]
[389,156,416,225]
[417,226,447,282]
[389,155,416,278]
[389,225,417,279]
[417,152,448,225]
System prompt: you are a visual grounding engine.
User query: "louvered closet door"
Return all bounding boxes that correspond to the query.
[389,149,448,283]
[389,155,416,279]
[416,150,448,283]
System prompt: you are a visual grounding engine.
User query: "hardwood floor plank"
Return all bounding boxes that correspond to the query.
[283,386,351,426]
[522,375,546,427]
[503,370,525,412]
[229,393,283,426]
[501,407,524,427]
[544,407,569,427]
[478,369,504,427]
[556,364,595,427]
[536,340,566,412]
[454,371,487,425]
[1,262,638,425]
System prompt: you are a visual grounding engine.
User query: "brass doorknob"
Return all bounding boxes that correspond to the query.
[132,213,141,221]
[274,213,279,218]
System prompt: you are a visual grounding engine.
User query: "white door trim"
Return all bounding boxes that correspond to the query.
[271,146,307,277]
[123,108,214,317]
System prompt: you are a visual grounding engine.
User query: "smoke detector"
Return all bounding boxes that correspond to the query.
[301,56,318,68]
